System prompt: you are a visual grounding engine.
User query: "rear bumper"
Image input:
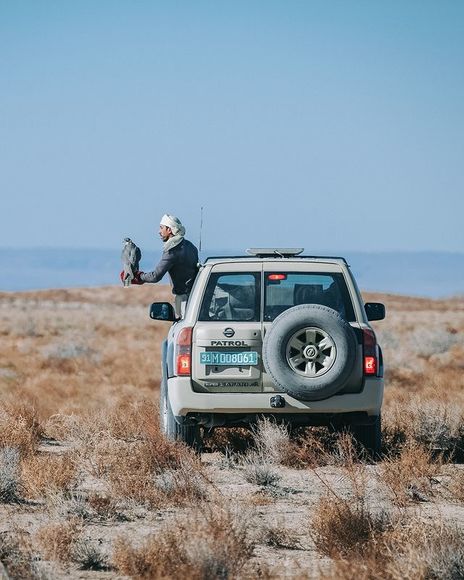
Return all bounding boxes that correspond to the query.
[167,377,383,418]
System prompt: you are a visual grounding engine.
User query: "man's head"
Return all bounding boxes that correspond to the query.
[159,214,185,241]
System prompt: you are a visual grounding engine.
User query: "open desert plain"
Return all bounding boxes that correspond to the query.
[1,285,464,579]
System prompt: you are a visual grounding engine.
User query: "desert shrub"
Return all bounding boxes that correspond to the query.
[0,402,42,456]
[263,519,302,550]
[383,401,464,460]
[86,493,124,521]
[242,452,281,486]
[113,504,255,578]
[0,447,22,503]
[379,442,440,506]
[103,434,205,508]
[449,468,464,503]
[72,538,111,571]
[0,529,41,579]
[323,521,464,580]
[153,463,208,501]
[252,417,290,464]
[312,494,392,559]
[36,518,83,563]
[108,458,207,508]
[203,427,254,454]
[21,452,78,498]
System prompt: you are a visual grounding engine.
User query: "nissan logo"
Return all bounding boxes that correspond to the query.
[223,327,235,338]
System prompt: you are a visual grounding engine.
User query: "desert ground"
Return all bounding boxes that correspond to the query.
[1,285,464,579]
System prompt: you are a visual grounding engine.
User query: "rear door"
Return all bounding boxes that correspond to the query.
[191,262,264,393]
[261,262,363,393]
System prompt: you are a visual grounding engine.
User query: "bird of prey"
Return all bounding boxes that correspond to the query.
[121,238,142,286]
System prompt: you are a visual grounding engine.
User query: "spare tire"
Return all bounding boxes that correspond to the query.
[263,304,357,401]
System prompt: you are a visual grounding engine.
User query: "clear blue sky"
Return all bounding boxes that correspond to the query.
[1,1,463,253]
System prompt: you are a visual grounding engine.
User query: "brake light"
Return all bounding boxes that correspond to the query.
[176,327,192,376]
[362,328,378,376]
[268,274,287,281]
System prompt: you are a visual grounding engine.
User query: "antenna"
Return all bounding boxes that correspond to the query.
[199,206,204,253]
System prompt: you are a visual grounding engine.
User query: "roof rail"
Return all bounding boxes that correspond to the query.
[246,248,304,257]
[203,252,349,265]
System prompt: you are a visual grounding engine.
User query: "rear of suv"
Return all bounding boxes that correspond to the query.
[150,249,385,455]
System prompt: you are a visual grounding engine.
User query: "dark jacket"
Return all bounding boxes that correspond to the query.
[140,238,199,295]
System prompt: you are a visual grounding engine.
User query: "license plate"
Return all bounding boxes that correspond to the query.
[200,351,258,366]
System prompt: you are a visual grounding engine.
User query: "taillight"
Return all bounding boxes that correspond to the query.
[362,328,378,376]
[268,274,287,281]
[176,327,192,376]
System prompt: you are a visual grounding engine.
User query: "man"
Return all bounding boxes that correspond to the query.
[132,214,199,318]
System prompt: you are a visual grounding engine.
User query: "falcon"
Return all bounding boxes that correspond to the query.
[121,238,142,286]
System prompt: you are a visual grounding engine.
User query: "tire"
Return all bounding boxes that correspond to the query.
[352,415,382,458]
[160,362,201,449]
[263,304,357,401]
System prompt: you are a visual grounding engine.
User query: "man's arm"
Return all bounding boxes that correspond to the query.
[140,252,173,284]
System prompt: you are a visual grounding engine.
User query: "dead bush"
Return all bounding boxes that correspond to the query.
[0,447,22,503]
[21,452,78,498]
[72,538,111,571]
[203,426,254,454]
[263,519,302,550]
[322,520,464,580]
[282,427,342,468]
[383,400,464,461]
[0,529,41,579]
[379,442,441,506]
[0,402,42,456]
[36,517,83,563]
[105,436,206,508]
[252,417,290,464]
[242,452,281,487]
[311,495,391,559]
[113,503,255,578]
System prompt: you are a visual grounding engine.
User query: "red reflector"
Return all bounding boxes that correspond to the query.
[177,354,191,375]
[364,356,377,375]
[268,274,287,281]
[362,328,378,377]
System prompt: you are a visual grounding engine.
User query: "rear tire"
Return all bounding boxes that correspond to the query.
[352,415,382,458]
[160,367,201,449]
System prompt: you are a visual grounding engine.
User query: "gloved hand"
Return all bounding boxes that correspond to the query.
[131,271,145,285]
[120,270,145,285]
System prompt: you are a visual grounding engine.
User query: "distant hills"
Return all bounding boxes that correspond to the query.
[2,247,463,298]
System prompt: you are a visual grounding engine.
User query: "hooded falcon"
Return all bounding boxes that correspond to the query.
[121,238,142,286]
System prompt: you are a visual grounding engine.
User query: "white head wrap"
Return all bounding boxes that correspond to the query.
[160,214,186,237]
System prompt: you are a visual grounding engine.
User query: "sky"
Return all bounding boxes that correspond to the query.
[1,0,463,253]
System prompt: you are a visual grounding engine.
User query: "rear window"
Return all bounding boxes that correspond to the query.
[264,272,355,322]
[199,272,261,321]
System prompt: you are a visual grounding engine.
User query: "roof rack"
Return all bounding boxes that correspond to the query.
[246,248,304,257]
[203,251,349,265]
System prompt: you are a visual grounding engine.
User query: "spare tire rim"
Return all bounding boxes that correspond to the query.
[286,326,337,377]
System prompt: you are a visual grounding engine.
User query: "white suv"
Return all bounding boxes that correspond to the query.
[150,249,385,455]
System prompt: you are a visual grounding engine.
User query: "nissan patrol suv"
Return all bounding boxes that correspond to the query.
[150,249,385,455]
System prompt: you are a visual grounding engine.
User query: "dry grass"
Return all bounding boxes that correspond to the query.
[113,503,255,578]
[1,286,464,577]
[0,402,43,457]
[379,442,442,506]
[0,447,22,503]
[321,520,464,580]
[36,518,83,563]
[21,453,79,498]
[0,528,40,579]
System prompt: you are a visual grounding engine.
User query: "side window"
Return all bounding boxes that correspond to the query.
[264,273,355,322]
[199,273,260,322]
